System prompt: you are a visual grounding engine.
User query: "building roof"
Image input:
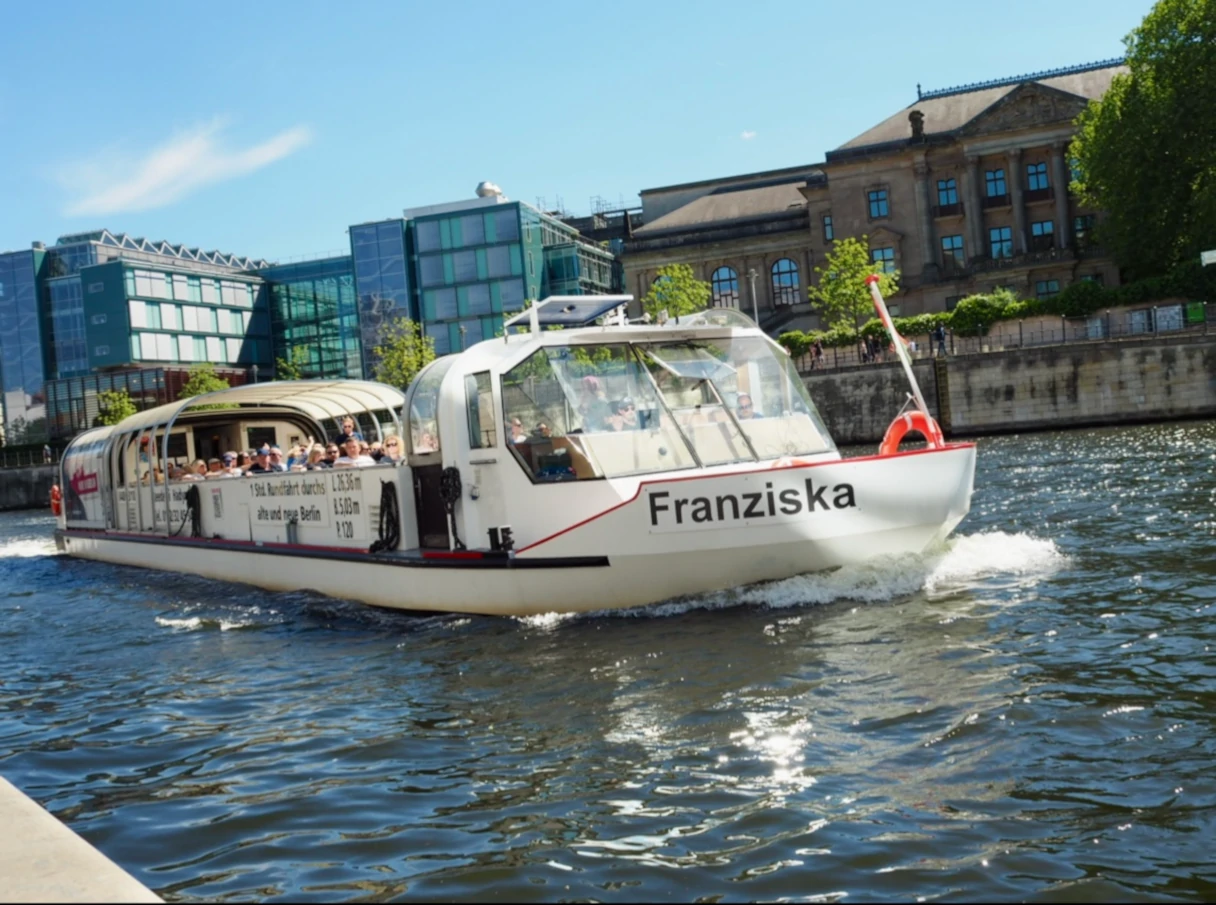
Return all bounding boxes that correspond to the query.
[640,162,825,198]
[836,59,1127,151]
[633,179,811,235]
[52,229,269,270]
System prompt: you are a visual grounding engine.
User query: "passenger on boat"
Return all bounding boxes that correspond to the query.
[607,398,638,431]
[535,422,552,439]
[508,418,527,444]
[332,416,364,446]
[183,459,207,481]
[221,452,242,475]
[297,445,325,471]
[368,440,383,461]
[247,446,275,474]
[237,451,253,472]
[204,457,225,478]
[167,464,185,481]
[380,436,403,464]
[323,443,340,466]
[578,375,612,430]
[334,437,376,468]
[736,393,760,420]
[415,431,438,453]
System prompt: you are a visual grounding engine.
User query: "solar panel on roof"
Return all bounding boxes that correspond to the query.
[503,295,633,329]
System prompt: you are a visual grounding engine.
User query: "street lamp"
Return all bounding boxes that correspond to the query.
[459,324,468,351]
[747,268,760,324]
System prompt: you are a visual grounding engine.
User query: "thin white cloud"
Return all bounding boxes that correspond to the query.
[58,119,312,217]
[740,130,757,140]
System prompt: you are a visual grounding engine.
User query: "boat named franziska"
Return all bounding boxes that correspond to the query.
[54,288,975,617]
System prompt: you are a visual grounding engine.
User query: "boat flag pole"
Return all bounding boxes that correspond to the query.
[864,274,932,418]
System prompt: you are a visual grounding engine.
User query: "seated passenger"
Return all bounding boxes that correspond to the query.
[508,417,527,444]
[334,436,376,468]
[323,443,340,466]
[736,393,761,420]
[204,457,226,478]
[301,444,328,470]
[167,464,185,481]
[534,422,553,439]
[380,436,403,463]
[183,459,207,481]
[414,431,438,453]
[606,398,638,431]
[369,440,383,462]
[222,451,243,475]
[247,446,275,474]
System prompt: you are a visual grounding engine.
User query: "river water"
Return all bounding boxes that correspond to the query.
[2,421,1216,902]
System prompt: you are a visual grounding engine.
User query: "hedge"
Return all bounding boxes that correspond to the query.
[777,261,1216,353]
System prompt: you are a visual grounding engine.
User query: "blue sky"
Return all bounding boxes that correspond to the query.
[0,0,1154,263]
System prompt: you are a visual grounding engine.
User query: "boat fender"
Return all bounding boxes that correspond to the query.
[879,411,945,456]
[50,484,62,516]
[439,467,466,551]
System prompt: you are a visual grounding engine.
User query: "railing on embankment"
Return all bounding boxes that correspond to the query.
[804,331,1216,445]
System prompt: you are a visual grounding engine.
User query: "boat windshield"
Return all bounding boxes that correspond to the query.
[405,356,456,456]
[501,338,833,482]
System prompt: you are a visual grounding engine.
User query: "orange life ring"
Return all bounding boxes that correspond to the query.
[50,484,62,516]
[879,411,945,456]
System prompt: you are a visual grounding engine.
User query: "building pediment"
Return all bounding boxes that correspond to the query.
[869,225,904,243]
[959,82,1089,137]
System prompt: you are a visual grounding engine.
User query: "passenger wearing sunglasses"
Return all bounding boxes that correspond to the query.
[736,393,761,420]
[608,397,638,431]
[380,436,403,463]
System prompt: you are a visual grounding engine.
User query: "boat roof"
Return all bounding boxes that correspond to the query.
[503,294,632,328]
[111,379,407,436]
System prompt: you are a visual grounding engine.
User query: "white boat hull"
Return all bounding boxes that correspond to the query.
[58,445,975,617]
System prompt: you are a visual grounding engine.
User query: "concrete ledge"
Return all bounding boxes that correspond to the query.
[0,777,160,903]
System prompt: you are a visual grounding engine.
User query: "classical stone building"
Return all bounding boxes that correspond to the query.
[622,59,1126,330]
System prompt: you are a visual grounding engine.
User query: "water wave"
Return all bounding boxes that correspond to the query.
[519,530,1065,626]
[0,538,58,559]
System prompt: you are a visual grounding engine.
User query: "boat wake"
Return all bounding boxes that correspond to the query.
[519,530,1066,627]
[0,538,59,559]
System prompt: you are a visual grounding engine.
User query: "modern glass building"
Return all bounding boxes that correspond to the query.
[0,248,49,443]
[258,255,362,379]
[350,192,624,363]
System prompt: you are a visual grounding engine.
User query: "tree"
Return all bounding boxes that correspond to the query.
[372,317,436,389]
[97,389,137,426]
[640,264,711,319]
[808,236,900,332]
[276,344,310,381]
[1071,0,1216,279]
[178,363,233,410]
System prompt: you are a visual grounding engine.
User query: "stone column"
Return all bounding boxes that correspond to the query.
[1051,141,1071,249]
[964,154,983,262]
[913,154,938,279]
[1007,147,1026,254]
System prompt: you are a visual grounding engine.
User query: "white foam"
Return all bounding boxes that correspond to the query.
[155,614,259,632]
[155,616,203,631]
[524,530,1066,623]
[0,539,58,559]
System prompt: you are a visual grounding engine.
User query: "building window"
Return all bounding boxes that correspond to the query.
[1074,214,1097,246]
[1026,162,1049,191]
[822,214,834,241]
[710,266,739,308]
[1030,220,1054,251]
[985,169,1007,197]
[989,226,1013,259]
[941,235,965,269]
[1082,273,1105,285]
[867,189,889,219]
[936,179,958,206]
[771,258,800,306]
[945,295,964,311]
[420,254,445,287]
[415,221,441,252]
[460,214,486,247]
[1036,279,1061,298]
[871,247,896,274]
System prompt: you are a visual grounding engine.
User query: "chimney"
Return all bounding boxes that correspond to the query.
[909,110,925,140]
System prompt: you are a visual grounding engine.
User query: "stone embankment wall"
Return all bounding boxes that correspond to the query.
[806,334,1216,445]
[0,465,57,512]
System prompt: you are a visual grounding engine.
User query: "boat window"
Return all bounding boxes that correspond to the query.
[638,337,835,459]
[501,344,696,482]
[465,371,496,449]
[405,356,456,456]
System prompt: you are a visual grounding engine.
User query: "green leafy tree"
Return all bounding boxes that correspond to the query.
[640,264,711,319]
[276,344,310,381]
[178,363,233,410]
[808,236,900,333]
[96,389,138,426]
[372,317,436,389]
[1071,0,1216,279]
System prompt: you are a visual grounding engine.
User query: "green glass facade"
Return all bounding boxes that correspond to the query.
[258,256,361,379]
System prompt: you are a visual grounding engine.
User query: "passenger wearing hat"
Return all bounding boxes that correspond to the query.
[247,445,275,474]
[204,457,226,479]
[608,397,638,431]
[221,451,242,476]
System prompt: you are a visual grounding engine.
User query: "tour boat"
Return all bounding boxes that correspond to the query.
[53,286,976,617]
